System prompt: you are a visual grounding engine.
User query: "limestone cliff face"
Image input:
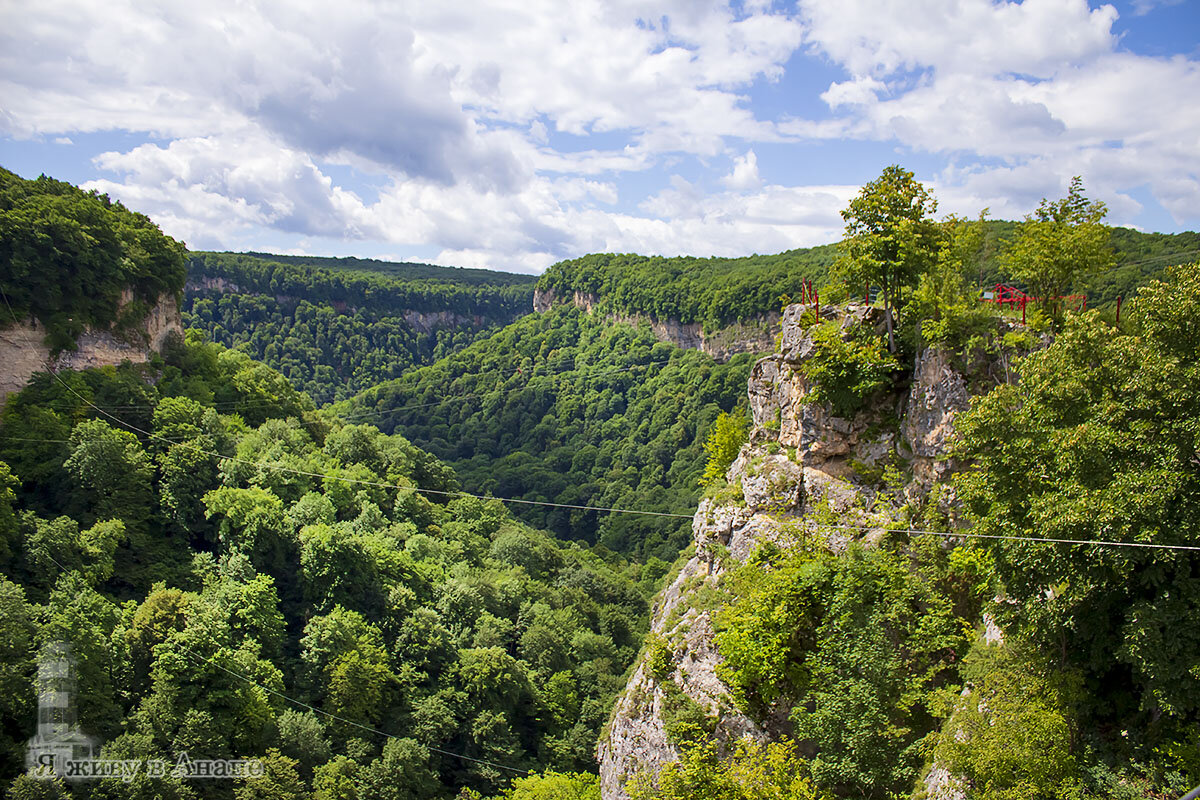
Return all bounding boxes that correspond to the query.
[598,302,987,799]
[0,292,182,407]
[532,288,779,362]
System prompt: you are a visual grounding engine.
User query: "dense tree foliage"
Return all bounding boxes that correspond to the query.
[184,254,535,404]
[0,338,652,798]
[186,292,503,405]
[834,164,941,350]
[954,262,1200,738]
[227,252,537,286]
[714,539,980,798]
[340,307,753,561]
[627,738,828,800]
[0,167,187,352]
[535,248,835,330]
[189,253,532,318]
[1003,177,1114,322]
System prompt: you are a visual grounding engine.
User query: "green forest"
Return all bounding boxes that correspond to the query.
[0,167,187,353]
[0,334,651,799]
[1,164,1199,800]
[338,308,753,562]
[184,254,534,404]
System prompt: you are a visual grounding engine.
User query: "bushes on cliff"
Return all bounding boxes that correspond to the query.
[715,541,976,798]
[0,167,186,351]
[700,411,748,488]
[627,738,828,800]
[799,320,900,418]
[953,263,1200,777]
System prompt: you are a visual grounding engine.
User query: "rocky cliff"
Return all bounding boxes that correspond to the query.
[598,301,994,799]
[0,291,182,407]
[533,287,779,362]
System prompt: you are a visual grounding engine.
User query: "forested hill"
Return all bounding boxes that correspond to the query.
[0,167,186,352]
[227,251,538,286]
[185,252,536,404]
[535,248,836,330]
[534,226,1200,326]
[188,252,534,317]
[339,306,754,562]
[0,334,652,798]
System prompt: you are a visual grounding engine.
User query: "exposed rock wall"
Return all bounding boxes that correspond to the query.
[0,293,182,407]
[401,309,488,334]
[598,301,989,799]
[532,287,779,362]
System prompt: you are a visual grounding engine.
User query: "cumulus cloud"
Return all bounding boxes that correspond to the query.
[723,150,763,190]
[1,0,1197,268]
[791,0,1200,228]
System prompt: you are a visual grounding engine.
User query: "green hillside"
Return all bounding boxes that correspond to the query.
[0,336,649,796]
[185,253,535,404]
[339,306,753,562]
[227,251,538,286]
[0,167,187,352]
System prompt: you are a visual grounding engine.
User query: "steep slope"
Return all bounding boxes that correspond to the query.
[340,306,754,562]
[0,166,187,406]
[598,301,989,798]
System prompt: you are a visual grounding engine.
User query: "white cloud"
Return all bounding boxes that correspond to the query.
[2,0,1197,271]
[723,150,763,190]
[790,0,1200,229]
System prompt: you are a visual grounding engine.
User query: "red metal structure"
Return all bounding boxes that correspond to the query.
[980,284,1087,324]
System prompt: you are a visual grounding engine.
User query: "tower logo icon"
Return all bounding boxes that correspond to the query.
[25,641,97,780]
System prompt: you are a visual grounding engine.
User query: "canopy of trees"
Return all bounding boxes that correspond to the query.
[0,336,652,799]
[535,248,836,330]
[340,307,753,561]
[0,167,187,352]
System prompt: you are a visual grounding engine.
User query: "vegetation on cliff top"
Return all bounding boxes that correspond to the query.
[0,167,187,352]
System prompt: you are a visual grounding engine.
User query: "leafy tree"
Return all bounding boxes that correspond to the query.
[799,321,899,418]
[700,411,748,488]
[0,578,35,782]
[905,212,1001,349]
[355,739,441,800]
[500,770,600,800]
[0,462,19,569]
[236,748,310,800]
[63,418,154,525]
[933,644,1082,800]
[276,710,333,779]
[954,263,1200,732]
[835,165,940,351]
[716,543,971,798]
[626,738,828,800]
[1002,176,1114,322]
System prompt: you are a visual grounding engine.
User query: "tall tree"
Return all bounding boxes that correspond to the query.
[1003,176,1113,323]
[835,165,940,351]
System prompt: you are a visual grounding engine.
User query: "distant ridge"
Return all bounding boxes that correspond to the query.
[219,251,538,286]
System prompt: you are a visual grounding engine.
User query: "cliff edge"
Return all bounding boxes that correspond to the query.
[598,301,997,799]
[0,291,182,407]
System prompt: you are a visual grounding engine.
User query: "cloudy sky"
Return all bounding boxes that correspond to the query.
[1,0,1197,273]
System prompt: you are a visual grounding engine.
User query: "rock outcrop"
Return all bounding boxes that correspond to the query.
[0,292,182,407]
[532,288,779,362]
[598,301,993,799]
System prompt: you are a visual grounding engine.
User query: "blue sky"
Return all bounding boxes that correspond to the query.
[1,0,1197,273]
